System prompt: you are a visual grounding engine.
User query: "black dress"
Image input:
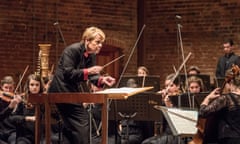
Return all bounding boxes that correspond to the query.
[199,93,240,144]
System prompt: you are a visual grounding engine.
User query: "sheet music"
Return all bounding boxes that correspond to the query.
[160,107,198,136]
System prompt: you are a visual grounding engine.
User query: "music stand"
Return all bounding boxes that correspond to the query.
[168,92,209,109]
[109,92,162,121]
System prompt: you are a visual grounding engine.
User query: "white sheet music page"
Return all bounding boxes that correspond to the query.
[167,108,198,136]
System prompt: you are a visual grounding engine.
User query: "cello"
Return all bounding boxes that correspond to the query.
[189,64,240,144]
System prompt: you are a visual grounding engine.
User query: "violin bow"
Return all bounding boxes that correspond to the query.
[14,65,29,94]
[96,25,146,137]
[177,21,191,108]
[165,52,192,93]
[115,24,146,88]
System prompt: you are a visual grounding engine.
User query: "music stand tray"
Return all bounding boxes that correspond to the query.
[154,106,198,137]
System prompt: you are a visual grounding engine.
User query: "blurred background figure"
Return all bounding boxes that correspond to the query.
[215,39,239,78]
[187,66,200,75]
[137,66,149,77]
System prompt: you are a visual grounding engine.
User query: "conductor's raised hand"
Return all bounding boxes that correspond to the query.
[102,76,116,87]
[88,66,103,75]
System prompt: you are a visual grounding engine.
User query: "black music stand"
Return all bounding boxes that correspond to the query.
[168,92,209,109]
[109,92,163,140]
[109,92,162,121]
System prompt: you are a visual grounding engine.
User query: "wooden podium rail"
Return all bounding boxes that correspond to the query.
[28,87,153,144]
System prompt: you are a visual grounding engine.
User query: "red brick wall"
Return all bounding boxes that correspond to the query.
[143,0,240,86]
[1,0,240,88]
[0,0,137,83]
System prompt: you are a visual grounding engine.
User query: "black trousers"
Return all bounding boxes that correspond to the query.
[57,103,90,144]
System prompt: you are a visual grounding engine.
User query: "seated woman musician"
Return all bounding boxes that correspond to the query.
[9,74,44,144]
[159,73,182,107]
[186,76,204,94]
[137,66,149,76]
[141,73,183,144]
[199,66,240,144]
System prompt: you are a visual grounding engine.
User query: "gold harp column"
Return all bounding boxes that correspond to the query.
[38,44,51,79]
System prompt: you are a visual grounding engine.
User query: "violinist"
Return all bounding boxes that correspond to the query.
[199,67,240,144]
[0,76,15,109]
[142,73,183,144]
[159,73,182,107]
[0,75,23,144]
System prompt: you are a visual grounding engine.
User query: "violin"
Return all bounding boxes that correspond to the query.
[0,91,33,108]
[188,64,240,144]
[0,90,15,102]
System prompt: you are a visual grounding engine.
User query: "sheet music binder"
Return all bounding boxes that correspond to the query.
[155,106,198,137]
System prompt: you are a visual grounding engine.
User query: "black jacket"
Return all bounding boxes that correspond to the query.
[48,42,100,93]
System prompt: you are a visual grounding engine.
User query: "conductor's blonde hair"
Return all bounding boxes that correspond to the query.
[80,26,105,44]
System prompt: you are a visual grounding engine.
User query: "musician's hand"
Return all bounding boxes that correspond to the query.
[88,66,103,75]
[8,95,22,109]
[83,103,90,108]
[102,76,116,86]
[157,89,168,99]
[25,116,36,122]
[163,95,173,107]
[202,88,221,105]
[207,88,221,100]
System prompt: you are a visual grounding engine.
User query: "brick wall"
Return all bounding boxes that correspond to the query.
[0,0,137,83]
[1,0,240,88]
[143,0,240,86]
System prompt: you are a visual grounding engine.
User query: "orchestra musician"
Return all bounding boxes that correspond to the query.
[137,66,149,76]
[187,66,201,75]
[0,76,22,144]
[186,76,205,94]
[142,73,183,144]
[199,67,240,144]
[48,26,116,144]
[10,74,44,144]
